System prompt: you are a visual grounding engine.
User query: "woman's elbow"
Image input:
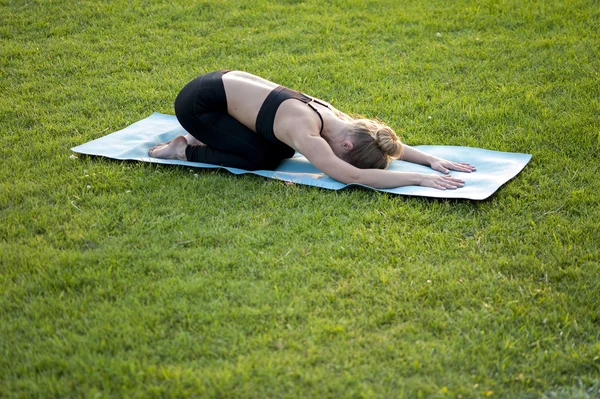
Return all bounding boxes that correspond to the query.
[336,169,362,185]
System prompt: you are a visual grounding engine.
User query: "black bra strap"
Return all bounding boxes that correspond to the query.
[311,98,331,109]
[306,102,325,136]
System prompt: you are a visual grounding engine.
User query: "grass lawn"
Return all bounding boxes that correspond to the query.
[1,0,599,397]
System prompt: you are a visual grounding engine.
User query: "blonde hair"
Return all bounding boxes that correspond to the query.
[342,118,403,169]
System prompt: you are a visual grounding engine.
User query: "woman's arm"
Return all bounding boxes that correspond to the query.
[293,135,465,190]
[399,145,476,174]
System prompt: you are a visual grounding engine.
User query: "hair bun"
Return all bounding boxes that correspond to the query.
[375,127,403,159]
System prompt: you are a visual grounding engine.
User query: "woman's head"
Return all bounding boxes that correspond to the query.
[339,118,403,169]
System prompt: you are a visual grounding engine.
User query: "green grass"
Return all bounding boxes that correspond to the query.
[1,0,599,397]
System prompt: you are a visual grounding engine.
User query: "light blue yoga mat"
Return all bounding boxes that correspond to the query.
[71,112,532,200]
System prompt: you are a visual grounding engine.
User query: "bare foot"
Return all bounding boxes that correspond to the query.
[184,134,206,146]
[149,135,188,160]
[150,134,202,149]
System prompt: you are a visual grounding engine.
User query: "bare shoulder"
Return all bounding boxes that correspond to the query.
[274,101,323,147]
[303,94,350,119]
[287,126,324,149]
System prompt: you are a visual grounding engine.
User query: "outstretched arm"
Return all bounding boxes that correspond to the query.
[399,145,476,174]
[293,135,465,190]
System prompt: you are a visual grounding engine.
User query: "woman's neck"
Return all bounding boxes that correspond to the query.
[318,109,354,158]
[321,108,350,142]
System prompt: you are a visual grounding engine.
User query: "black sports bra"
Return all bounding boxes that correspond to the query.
[255,86,331,146]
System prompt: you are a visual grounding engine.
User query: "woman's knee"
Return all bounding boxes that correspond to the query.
[174,81,198,119]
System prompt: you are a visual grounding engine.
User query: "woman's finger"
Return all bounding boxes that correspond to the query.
[442,175,464,184]
[436,180,458,189]
[444,179,464,188]
[447,163,474,172]
[458,163,476,171]
[452,164,471,172]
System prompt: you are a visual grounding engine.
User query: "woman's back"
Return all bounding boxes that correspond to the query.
[221,71,322,142]
[222,72,279,132]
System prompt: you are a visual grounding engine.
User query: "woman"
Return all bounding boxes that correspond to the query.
[149,70,475,190]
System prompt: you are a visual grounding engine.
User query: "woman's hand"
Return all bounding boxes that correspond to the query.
[430,158,476,174]
[419,174,465,190]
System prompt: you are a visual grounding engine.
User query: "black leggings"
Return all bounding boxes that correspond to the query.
[174,70,295,170]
